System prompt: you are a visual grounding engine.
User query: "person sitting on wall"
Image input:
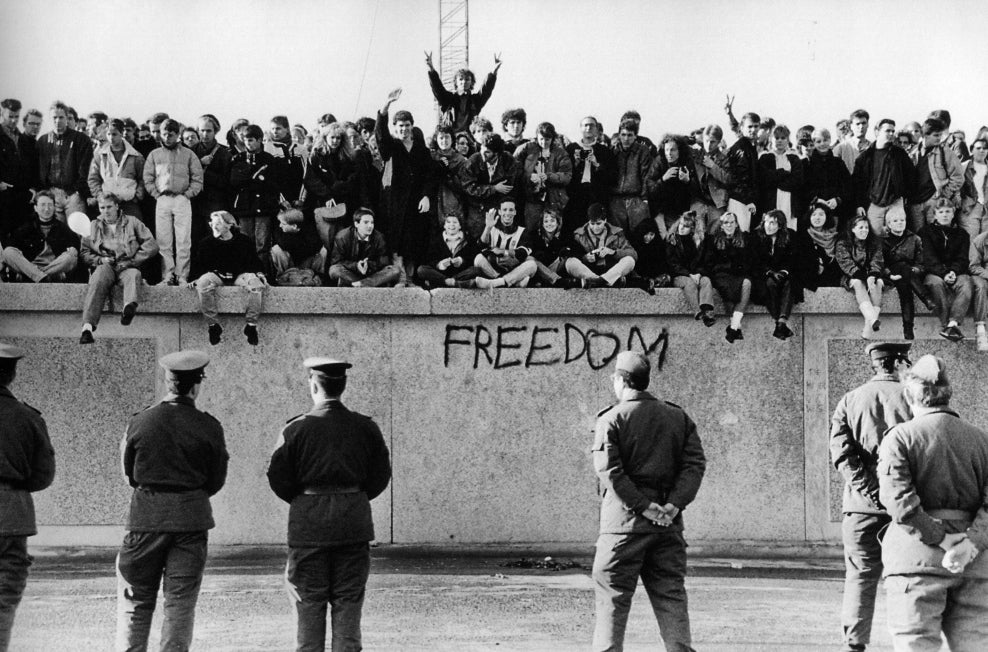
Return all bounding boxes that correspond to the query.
[566,202,638,288]
[472,198,537,289]
[630,217,672,292]
[416,213,482,288]
[667,211,717,327]
[919,198,973,343]
[190,210,267,346]
[749,209,800,340]
[328,207,400,287]
[796,201,843,292]
[704,211,753,342]
[881,204,930,341]
[1,190,79,282]
[523,207,577,288]
[462,133,522,241]
[269,208,324,286]
[837,213,885,340]
[78,193,158,344]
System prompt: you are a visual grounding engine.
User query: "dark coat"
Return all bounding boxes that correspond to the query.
[304,148,360,220]
[191,141,232,211]
[37,128,93,195]
[852,144,916,210]
[803,150,851,220]
[330,226,392,273]
[427,68,497,133]
[793,228,842,291]
[646,155,697,218]
[726,136,759,205]
[191,232,263,281]
[122,396,228,532]
[374,111,437,259]
[6,217,79,261]
[919,223,970,278]
[422,230,480,272]
[630,220,671,279]
[836,236,884,281]
[0,386,55,536]
[757,152,804,216]
[462,152,523,214]
[703,232,752,279]
[665,235,708,277]
[229,150,280,219]
[882,230,924,277]
[267,398,392,546]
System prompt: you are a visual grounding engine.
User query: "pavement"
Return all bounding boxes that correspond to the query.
[8,546,912,651]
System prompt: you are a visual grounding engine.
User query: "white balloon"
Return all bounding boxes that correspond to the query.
[68,211,91,237]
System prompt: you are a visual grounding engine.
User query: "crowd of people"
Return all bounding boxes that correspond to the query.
[1,56,987,350]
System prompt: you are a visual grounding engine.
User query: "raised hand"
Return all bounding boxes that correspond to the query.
[424,51,434,69]
[724,93,735,114]
[493,52,503,71]
[386,88,402,105]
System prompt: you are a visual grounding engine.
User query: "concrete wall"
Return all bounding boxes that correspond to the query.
[1,283,986,549]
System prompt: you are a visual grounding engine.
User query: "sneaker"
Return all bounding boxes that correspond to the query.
[701,311,717,328]
[244,323,259,346]
[120,302,137,326]
[947,325,965,342]
[79,330,94,345]
[474,276,495,289]
[208,323,223,346]
[977,329,988,352]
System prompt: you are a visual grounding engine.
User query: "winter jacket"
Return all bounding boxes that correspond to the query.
[610,140,653,198]
[665,235,707,277]
[88,141,146,201]
[80,214,158,270]
[422,230,480,269]
[304,148,359,219]
[330,226,391,273]
[836,237,884,280]
[37,128,93,195]
[514,141,572,209]
[427,68,497,134]
[142,145,203,198]
[5,217,79,261]
[192,141,232,210]
[462,152,523,214]
[757,151,804,215]
[703,232,752,278]
[852,144,915,210]
[881,230,924,277]
[919,223,970,278]
[802,150,851,219]
[909,142,964,204]
[726,136,759,205]
[570,222,638,271]
[960,160,988,211]
[692,149,732,209]
[229,150,280,219]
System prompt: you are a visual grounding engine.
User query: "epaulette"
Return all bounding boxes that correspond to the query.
[285,413,306,424]
[132,404,154,416]
[596,404,616,418]
[664,400,682,409]
[20,400,42,416]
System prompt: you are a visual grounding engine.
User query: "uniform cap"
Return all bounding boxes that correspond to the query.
[303,357,352,379]
[0,343,26,361]
[865,342,911,361]
[614,351,650,377]
[158,350,209,381]
[906,354,948,386]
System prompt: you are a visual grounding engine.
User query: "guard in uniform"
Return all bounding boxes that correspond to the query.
[591,351,706,652]
[829,341,913,652]
[0,343,55,652]
[267,357,392,652]
[115,350,228,652]
[879,355,988,651]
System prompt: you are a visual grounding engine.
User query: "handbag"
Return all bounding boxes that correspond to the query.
[314,198,346,222]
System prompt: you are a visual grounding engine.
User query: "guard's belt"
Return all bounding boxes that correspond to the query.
[302,485,361,495]
[928,509,973,521]
[138,484,198,493]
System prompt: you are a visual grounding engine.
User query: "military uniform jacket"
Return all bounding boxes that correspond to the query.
[267,399,392,547]
[122,395,228,532]
[0,386,56,536]
[592,392,706,534]
[830,374,912,514]
[879,408,988,578]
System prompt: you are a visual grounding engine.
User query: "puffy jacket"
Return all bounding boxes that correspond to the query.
[88,141,146,201]
[142,145,203,198]
[80,214,158,269]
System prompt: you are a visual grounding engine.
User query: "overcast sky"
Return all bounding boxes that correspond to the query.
[3,0,986,142]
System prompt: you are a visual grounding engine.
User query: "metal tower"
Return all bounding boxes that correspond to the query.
[438,0,469,90]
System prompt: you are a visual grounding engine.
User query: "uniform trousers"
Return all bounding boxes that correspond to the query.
[885,574,988,652]
[115,530,208,652]
[195,272,265,325]
[83,264,143,327]
[0,536,30,652]
[155,194,193,282]
[592,531,696,652]
[288,543,370,652]
[841,512,890,651]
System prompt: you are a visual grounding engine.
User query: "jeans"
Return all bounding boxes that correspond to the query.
[592,531,696,652]
[195,272,266,325]
[690,201,726,237]
[672,275,715,315]
[564,256,636,286]
[840,513,890,651]
[115,530,208,652]
[972,276,988,323]
[270,246,325,277]
[83,264,143,327]
[0,536,30,652]
[906,197,936,236]
[1,246,78,282]
[608,196,650,233]
[415,264,481,287]
[155,194,193,281]
[288,543,370,652]
[328,263,400,287]
[239,215,273,257]
[924,273,973,327]
[959,202,988,241]
[473,255,538,286]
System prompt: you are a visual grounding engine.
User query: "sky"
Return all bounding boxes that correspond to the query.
[2,0,987,143]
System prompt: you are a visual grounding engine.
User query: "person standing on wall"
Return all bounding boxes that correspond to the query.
[878,354,988,650]
[829,342,913,652]
[591,351,706,652]
[0,343,55,652]
[267,357,392,652]
[115,350,228,652]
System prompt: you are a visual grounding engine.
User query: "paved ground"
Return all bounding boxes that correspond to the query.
[8,548,912,651]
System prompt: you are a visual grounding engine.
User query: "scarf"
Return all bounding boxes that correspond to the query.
[807,226,838,258]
